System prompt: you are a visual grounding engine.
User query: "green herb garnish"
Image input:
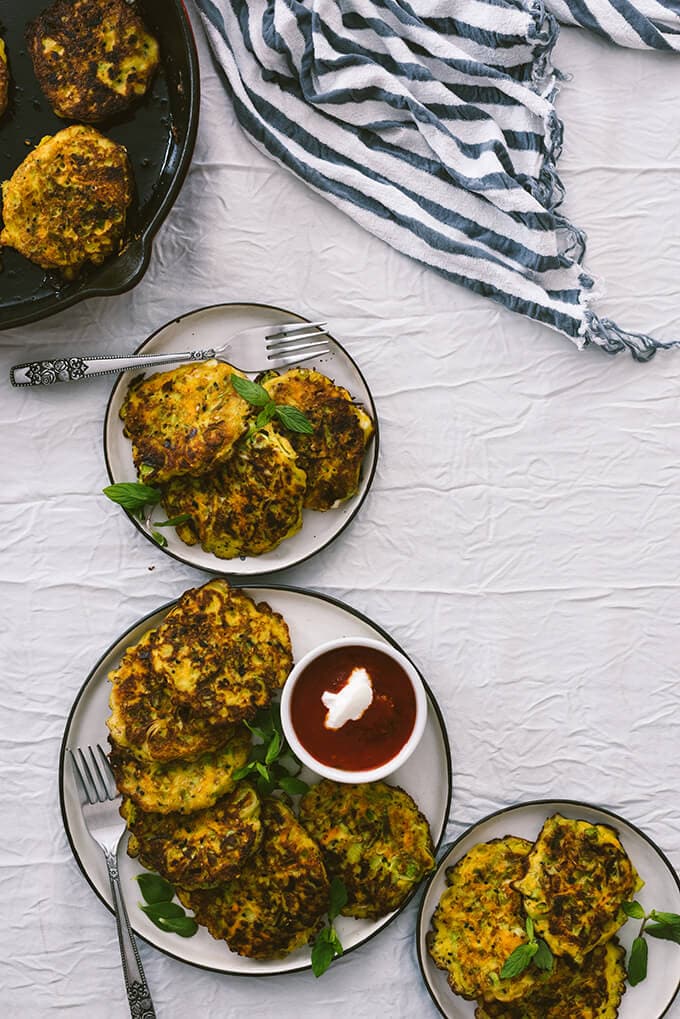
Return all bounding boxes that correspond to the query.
[622,901,680,985]
[311,877,348,977]
[103,483,192,548]
[500,918,553,980]
[232,703,309,798]
[230,374,314,437]
[135,872,198,938]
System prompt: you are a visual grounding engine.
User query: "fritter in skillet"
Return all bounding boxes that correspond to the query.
[122,783,262,890]
[513,814,642,964]
[474,938,627,1019]
[427,836,537,1004]
[148,579,292,724]
[27,0,159,122]
[261,368,374,511]
[299,779,435,920]
[160,425,306,559]
[0,37,9,117]
[178,798,330,959]
[120,361,252,485]
[108,728,250,813]
[0,125,133,278]
[107,627,234,764]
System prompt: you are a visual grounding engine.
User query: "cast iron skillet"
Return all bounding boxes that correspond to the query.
[0,0,199,330]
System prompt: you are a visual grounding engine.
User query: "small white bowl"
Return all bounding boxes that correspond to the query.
[280,636,428,783]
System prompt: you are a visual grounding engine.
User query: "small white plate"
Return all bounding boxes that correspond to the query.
[417,800,680,1019]
[60,585,452,976]
[103,302,378,575]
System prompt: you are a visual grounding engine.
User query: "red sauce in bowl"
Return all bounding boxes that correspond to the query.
[289,644,417,772]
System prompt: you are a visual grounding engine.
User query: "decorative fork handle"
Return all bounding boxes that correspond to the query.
[10,349,217,387]
[104,848,157,1019]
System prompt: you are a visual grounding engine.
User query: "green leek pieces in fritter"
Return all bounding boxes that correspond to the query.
[232,703,308,798]
[475,938,627,1019]
[311,876,348,977]
[513,814,643,964]
[427,836,539,1004]
[135,871,197,938]
[229,374,314,437]
[621,900,680,986]
[299,780,435,920]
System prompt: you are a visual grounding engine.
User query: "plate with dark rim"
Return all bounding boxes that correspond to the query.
[103,302,379,576]
[417,799,680,1019]
[0,0,199,330]
[60,584,452,975]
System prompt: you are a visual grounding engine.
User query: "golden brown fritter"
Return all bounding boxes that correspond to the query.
[178,798,330,959]
[120,362,252,485]
[122,784,263,890]
[160,425,306,559]
[107,628,234,764]
[0,125,133,278]
[107,580,292,758]
[27,0,159,122]
[149,579,292,724]
[0,38,9,117]
[474,938,627,1019]
[299,780,435,920]
[262,368,374,511]
[513,815,643,964]
[108,729,251,813]
[427,837,537,1004]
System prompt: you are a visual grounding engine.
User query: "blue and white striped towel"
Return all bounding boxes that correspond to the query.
[194,0,680,359]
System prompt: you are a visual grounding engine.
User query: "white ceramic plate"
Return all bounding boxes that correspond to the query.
[60,585,452,975]
[417,800,680,1019]
[103,302,378,576]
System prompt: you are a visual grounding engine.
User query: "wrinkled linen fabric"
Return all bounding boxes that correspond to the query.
[194,0,680,360]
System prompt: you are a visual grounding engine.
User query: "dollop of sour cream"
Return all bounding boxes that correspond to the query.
[322,666,374,730]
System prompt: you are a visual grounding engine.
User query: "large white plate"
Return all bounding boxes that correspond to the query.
[60,585,452,975]
[417,800,680,1019]
[103,302,378,576]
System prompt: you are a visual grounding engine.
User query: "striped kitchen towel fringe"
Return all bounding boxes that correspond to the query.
[194,0,680,360]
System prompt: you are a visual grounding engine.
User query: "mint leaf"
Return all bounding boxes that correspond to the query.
[151,530,168,547]
[622,900,646,920]
[649,911,680,928]
[154,915,198,938]
[135,872,174,904]
[646,924,680,944]
[265,730,282,765]
[628,936,649,986]
[275,404,314,433]
[230,374,270,406]
[500,942,538,980]
[141,901,185,921]
[255,404,277,428]
[103,482,162,512]
[155,514,193,528]
[311,931,336,977]
[533,939,553,972]
[328,877,348,922]
[278,775,309,796]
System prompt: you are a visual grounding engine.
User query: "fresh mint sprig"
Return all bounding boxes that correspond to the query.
[232,703,309,798]
[135,872,198,938]
[311,877,348,977]
[500,918,553,980]
[230,374,313,437]
[103,482,192,548]
[622,901,680,985]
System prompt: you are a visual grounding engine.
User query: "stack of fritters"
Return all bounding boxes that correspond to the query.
[427,815,641,1017]
[119,362,374,558]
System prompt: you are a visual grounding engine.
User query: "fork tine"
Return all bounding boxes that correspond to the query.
[94,743,118,800]
[69,748,97,804]
[266,330,329,351]
[270,349,330,368]
[266,320,327,339]
[267,339,330,359]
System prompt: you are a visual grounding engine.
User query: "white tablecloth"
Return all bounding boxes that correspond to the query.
[1,5,679,1017]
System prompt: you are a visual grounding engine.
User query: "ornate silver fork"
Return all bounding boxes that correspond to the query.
[10,319,331,386]
[69,744,157,1019]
